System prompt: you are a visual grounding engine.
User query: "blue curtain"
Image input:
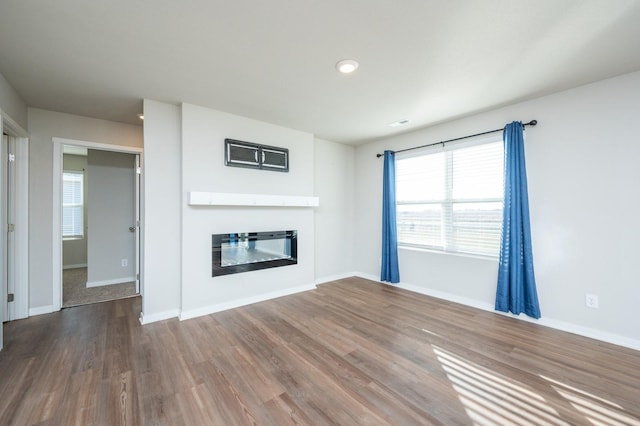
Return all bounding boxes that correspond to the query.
[381,150,400,283]
[495,122,541,318]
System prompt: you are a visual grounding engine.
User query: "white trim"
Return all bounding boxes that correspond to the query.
[315,272,358,285]
[139,309,180,324]
[179,283,317,321]
[29,305,56,316]
[0,109,28,137]
[502,310,640,351]
[52,137,143,155]
[86,276,136,288]
[188,192,319,207]
[63,263,87,270]
[354,272,640,351]
[52,137,144,314]
[52,142,63,311]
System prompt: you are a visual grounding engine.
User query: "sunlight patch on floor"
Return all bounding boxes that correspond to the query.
[421,328,443,338]
[433,346,565,425]
[540,375,640,426]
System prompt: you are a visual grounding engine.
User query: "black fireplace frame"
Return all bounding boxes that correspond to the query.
[212,230,297,277]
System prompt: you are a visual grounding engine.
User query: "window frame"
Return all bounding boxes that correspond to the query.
[395,137,504,258]
[62,169,84,240]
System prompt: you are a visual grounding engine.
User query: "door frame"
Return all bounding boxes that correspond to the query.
[0,112,29,324]
[52,137,143,311]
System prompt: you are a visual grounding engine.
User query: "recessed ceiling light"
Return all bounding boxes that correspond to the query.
[388,119,409,127]
[336,59,359,74]
[137,113,144,120]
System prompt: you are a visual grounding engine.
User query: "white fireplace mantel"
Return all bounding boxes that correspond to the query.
[188,192,320,207]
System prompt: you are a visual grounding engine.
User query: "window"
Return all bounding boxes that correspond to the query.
[396,140,503,257]
[62,171,84,238]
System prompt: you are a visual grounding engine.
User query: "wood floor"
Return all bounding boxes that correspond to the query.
[1,277,639,425]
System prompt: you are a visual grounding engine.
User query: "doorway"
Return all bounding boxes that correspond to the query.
[61,146,140,307]
[52,138,142,311]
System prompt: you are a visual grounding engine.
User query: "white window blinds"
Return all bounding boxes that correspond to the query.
[62,171,84,238]
[396,140,504,257]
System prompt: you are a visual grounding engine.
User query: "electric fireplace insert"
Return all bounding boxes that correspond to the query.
[212,230,297,277]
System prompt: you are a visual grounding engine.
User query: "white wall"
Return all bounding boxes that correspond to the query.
[62,154,87,268]
[141,100,357,323]
[355,71,640,348]
[314,138,356,282]
[28,108,142,310]
[141,99,182,322]
[180,103,315,318]
[0,72,27,130]
[87,150,136,286]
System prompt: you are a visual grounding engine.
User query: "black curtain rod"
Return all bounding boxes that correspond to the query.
[375,120,537,157]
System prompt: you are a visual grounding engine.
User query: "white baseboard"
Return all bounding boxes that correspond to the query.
[139,309,180,325]
[501,312,640,351]
[179,283,317,321]
[63,263,87,270]
[86,276,136,288]
[29,305,57,316]
[315,272,358,285]
[354,272,640,351]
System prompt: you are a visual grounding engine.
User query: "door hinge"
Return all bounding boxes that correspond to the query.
[136,166,141,174]
[136,273,140,281]
[8,153,15,162]
[8,223,14,232]
[7,293,14,302]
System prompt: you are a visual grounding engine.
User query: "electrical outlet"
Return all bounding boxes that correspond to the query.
[121,258,128,267]
[585,293,599,309]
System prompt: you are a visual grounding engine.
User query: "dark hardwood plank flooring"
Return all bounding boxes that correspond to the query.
[1,277,639,425]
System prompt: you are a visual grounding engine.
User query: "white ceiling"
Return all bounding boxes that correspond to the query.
[1,0,639,145]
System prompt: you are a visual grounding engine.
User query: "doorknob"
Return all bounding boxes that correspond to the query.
[129,226,136,232]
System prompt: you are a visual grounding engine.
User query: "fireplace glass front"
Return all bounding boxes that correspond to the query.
[212,230,297,276]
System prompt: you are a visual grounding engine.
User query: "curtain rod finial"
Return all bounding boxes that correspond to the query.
[376,153,383,158]
[528,119,537,126]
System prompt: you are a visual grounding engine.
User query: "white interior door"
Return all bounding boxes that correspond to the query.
[0,123,3,350]
[5,135,15,321]
[0,117,29,327]
[1,132,8,322]
[135,154,141,293]
[2,132,18,322]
